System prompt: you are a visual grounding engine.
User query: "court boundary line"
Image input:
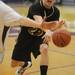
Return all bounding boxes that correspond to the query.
[49,49,75,56]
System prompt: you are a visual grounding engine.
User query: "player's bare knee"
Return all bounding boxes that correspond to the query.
[11,62,17,67]
[40,44,48,54]
[11,60,19,67]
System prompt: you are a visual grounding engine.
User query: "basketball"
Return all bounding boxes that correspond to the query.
[52,29,71,47]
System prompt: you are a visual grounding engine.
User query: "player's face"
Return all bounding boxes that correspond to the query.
[42,0,55,8]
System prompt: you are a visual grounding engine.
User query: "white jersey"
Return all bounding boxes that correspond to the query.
[0,1,22,60]
[0,1,22,41]
[0,1,22,26]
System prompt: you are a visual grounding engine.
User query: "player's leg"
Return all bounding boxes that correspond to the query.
[11,28,32,75]
[0,51,4,63]
[0,26,9,63]
[2,26,9,44]
[15,61,32,75]
[0,26,4,63]
[40,43,49,75]
[11,43,32,75]
[0,25,9,62]
[31,36,49,75]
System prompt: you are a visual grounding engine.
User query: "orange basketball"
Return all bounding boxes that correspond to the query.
[52,29,71,47]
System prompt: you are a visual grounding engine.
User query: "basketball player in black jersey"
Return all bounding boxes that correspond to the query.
[10,0,64,75]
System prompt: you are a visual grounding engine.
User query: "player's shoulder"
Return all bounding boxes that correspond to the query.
[0,1,7,7]
[53,6,60,15]
[29,2,42,10]
[53,6,60,12]
[0,1,5,7]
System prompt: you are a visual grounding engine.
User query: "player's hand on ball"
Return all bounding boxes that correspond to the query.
[41,21,57,30]
[57,20,65,29]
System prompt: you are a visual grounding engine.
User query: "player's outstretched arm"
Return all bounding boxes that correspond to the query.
[0,1,42,28]
[18,17,42,28]
[41,20,65,31]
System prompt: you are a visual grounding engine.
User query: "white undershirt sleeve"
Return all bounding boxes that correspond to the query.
[0,1,23,26]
